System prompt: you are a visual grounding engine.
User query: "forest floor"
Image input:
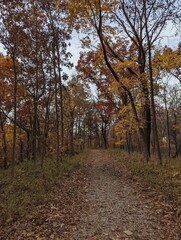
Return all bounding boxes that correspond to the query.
[0,149,181,240]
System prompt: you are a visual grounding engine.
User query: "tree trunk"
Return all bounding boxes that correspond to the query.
[144,5,162,164]
[173,112,178,157]
[101,119,108,149]
[56,39,64,156]
[0,113,8,169]
[126,132,133,154]
[18,139,24,162]
[164,91,171,158]
[26,131,30,160]
[32,99,38,161]
[41,95,51,167]
[51,32,60,163]
[32,18,39,162]
[70,120,74,155]
[148,51,162,164]
[54,70,60,162]
[144,104,151,158]
[12,55,18,177]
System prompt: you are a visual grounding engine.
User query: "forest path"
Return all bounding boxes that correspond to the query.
[1,150,181,240]
[70,149,178,240]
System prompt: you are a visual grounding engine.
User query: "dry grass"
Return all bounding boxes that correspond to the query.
[0,151,88,220]
[109,149,181,207]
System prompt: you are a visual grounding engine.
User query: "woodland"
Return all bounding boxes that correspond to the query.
[0,0,181,239]
[0,0,180,174]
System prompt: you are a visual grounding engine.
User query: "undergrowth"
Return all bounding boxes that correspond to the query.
[0,151,88,220]
[109,149,181,207]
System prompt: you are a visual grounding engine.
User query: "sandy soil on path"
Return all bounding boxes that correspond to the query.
[1,149,180,240]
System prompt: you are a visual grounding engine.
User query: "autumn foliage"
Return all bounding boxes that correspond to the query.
[0,0,181,176]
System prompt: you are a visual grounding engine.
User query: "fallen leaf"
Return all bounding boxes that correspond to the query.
[124,230,133,236]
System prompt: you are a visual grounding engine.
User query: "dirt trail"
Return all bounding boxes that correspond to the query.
[1,150,181,240]
[72,150,180,240]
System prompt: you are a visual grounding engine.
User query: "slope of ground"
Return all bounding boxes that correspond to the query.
[0,150,180,239]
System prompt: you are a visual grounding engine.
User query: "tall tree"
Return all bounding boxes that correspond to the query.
[0,1,27,176]
[68,0,180,161]
[42,0,72,161]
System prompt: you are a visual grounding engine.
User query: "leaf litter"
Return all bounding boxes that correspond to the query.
[0,149,181,239]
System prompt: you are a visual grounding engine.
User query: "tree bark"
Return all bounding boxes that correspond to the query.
[146,41,162,164]
[11,55,18,177]
[0,112,8,169]
[163,89,171,158]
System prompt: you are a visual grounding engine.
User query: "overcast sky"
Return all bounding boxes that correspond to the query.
[0,21,180,79]
[66,21,181,77]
